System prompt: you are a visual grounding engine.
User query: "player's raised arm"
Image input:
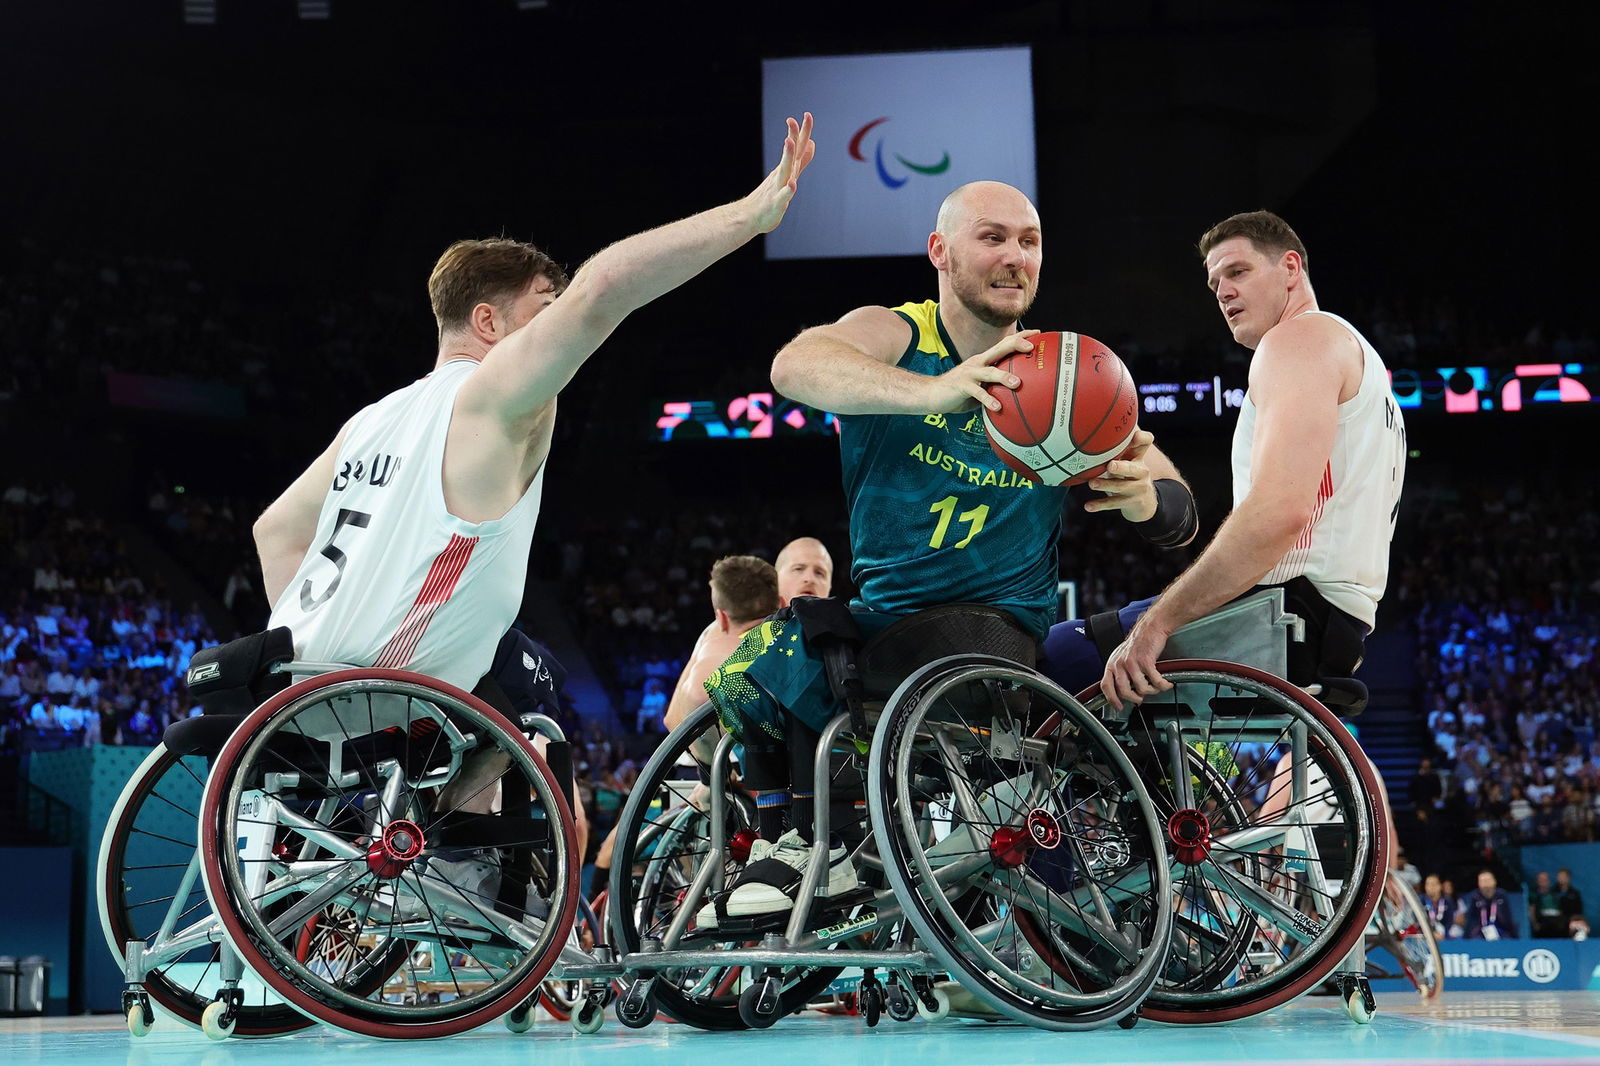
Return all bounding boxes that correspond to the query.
[461,112,815,428]
[772,307,1035,416]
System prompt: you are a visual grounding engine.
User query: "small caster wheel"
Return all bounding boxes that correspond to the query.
[738,978,782,1030]
[616,987,657,1029]
[573,999,606,1035]
[885,982,917,1022]
[915,984,950,1022]
[505,999,535,1033]
[859,977,883,1028]
[1117,1010,1140,1030]
[1346,990,1373,1024]
[127,1004,153,1037]
[200,1000,236,1041]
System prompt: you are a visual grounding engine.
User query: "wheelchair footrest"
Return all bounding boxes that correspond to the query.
[695,887,878,941]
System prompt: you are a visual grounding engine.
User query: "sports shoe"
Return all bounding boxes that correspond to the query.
[694,829,858,929]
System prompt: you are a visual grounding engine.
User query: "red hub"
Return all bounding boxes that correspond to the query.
[728,827,758,865]
[1167,809,1211,865]
[366,819,425,879]
[989,825,1032,869]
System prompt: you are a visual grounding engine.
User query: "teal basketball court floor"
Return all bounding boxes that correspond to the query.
[6,991,1600,1066]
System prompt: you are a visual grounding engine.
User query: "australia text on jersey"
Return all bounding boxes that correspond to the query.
[910,411,1035,490]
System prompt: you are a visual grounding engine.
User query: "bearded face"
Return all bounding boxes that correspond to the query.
[946,235,1039,328]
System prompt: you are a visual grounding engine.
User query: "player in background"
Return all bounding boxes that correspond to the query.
[589,541,833,899]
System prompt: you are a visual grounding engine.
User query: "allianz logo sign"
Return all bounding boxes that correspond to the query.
[1441,948,1561,983]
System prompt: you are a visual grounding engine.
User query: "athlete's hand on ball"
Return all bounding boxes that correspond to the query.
[1100,610,1174,711]
[924,330,1036,413]
[1083,429,1158,522]
[748,112,817,234]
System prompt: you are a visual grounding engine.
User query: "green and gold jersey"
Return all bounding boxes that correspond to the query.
[840,300,1068,641]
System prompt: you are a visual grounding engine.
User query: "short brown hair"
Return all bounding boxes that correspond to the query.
[709,555,779,625]
[427,238,569,339]
[1197,210,1309,270]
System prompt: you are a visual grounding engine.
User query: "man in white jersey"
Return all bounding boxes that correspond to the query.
[252,113,815,692]
[1099,209,1407,708]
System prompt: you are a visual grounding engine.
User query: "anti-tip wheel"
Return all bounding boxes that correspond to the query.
[885,984,918,1023]
[200,1000,236,1041]
[915,985,950,1022]
[1346,991,1374,1025]
[573,1000,606,1035]
[737,982,782,1030]
[504,1004,534,1033]
[615,994,658,1029]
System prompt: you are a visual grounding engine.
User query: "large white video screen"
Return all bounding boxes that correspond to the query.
[762,47,1037,260]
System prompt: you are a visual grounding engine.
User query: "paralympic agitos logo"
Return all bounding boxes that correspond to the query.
[848,117,951,189]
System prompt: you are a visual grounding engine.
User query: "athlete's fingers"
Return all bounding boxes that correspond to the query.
[969,329,1039,366]
[971,383,1002,411]
[1083,494,1132,513]
[973,365,1022,389]
[1119,428,1155,459]
[795,113,815,174]
[1095,459,1150,481]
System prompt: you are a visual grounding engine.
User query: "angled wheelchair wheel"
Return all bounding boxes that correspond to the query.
[1371,871,1442,999]
[870,655,1173,1030]
[608,701,842,1030]
[1077,660,1388,1023]
[98,743,311,1038]
[198,669,580,1039]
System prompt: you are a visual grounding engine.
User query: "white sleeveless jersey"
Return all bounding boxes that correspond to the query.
[1231,311,1406,629]
[269,359,543,690]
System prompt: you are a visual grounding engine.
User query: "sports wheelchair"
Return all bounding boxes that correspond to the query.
[98,629,589,1039]
[1360,870,1442,1001]
[604,590,1391,1031]
[605,603,1177,1032]
[1077,588,1391,1024]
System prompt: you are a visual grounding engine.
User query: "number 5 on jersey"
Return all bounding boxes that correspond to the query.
[929,496,989,550]
[300,508,371,611]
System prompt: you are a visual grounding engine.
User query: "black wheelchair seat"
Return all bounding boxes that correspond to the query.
[162,713,251,756]
[858,603,1037,699]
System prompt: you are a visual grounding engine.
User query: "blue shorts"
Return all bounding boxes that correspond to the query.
[1037,597,1156,696]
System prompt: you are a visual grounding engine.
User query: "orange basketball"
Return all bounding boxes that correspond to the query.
[982,331,1138,486]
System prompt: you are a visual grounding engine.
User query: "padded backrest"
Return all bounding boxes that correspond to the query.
[858,604,1036,699]
[184,626,295,715]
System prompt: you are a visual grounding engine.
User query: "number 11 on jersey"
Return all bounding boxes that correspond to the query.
[928,496,989,550]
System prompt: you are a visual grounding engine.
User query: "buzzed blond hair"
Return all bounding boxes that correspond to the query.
[935,181,1038,235]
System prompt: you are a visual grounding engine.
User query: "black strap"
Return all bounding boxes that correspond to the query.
[1085,610,1127,664]
[790,597,868,735]
[714,856,804,921]
[1138,478,1199,547]
[788,596,863,645]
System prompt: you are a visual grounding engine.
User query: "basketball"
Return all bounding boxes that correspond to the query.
[981,331,1138,486]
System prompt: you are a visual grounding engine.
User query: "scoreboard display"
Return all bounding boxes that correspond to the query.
[652,362,1597,441]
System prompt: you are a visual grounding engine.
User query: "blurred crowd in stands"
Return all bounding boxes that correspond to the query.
[1393,480,1600,872]
[1,484,215,752]
[6,239,1600,890]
